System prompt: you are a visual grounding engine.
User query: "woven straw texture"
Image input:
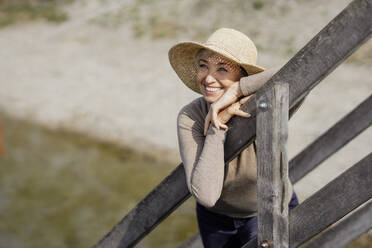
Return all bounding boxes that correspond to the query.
[168,28,265,94]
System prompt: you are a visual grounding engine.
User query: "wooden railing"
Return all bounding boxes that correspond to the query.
[180,95,372,248]
[93,0,372,247]
[256,82,291,248]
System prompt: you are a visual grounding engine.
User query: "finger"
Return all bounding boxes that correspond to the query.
[218,109,232,125]
[211,109,219,128]
[215,116,229,130]
[239,95,253,105]
[227,102,240,115]
[220,123,228,130]
[234,109,251,118]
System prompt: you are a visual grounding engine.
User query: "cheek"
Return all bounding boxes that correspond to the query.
[218,70,242,88]
[225,65,243,81]
[231,69,243,81]
[196,73,202,87]
[196,69,207,84]
[219,75,240,89]
[221,83,235,92]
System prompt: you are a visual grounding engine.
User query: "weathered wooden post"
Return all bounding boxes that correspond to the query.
[256,82,290,248]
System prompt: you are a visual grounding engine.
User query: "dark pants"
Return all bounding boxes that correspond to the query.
[196,192,299,248]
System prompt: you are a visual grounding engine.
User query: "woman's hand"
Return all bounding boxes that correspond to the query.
[203,82,242,135]
[204,82,252,135]
[218,95,252,122]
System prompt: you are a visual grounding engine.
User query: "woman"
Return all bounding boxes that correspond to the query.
[169,28,299,247]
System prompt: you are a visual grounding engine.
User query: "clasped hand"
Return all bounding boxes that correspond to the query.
[204,82,253,136]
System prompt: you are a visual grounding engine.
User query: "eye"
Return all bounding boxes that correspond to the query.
[199,63,208,69]
[217,67,228,72]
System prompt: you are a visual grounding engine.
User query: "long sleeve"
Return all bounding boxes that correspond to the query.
[239,67,280,96]
[177,99,226,207]
[240,67,306,120]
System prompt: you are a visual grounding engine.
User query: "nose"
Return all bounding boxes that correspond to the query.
[205,73,217,84]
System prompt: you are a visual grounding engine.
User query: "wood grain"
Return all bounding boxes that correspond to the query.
[304,200,372,248]
[256,83,290,247]
[290,95,372,184]
[242,153,372,248]
[93,1,372,247]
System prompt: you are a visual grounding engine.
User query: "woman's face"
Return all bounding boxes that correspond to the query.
[196,50,243,103]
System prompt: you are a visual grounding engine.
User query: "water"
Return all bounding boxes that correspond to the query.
[0,113,197,248]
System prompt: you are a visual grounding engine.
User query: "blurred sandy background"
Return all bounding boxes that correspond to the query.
[0,0,371,247]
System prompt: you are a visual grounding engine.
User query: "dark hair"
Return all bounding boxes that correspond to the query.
[240,66,248,77]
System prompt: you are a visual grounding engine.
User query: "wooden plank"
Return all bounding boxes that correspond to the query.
[178,95,372,248]
[93,166,190,248]
[289,152,372,247]
[177,233,203,248]
[290,94,372,183]
[242,152,372,248]
[289,152,372,246]
[256,83,290,247]
[304,200,372,248]
[93,1,372,247]
[224,0,372,161]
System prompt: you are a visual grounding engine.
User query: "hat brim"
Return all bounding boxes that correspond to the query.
[168,42,265,94]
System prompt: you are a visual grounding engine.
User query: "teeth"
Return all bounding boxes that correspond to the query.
[205,87,221,92]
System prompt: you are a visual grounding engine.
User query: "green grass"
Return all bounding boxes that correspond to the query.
[0,0,74,28]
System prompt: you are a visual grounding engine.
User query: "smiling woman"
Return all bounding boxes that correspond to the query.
[195,49,244,103]
[169,28,299,247]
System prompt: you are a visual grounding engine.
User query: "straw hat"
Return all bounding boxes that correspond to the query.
[168,28,265,94]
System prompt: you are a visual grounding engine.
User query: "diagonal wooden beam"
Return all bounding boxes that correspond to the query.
[290,94,372,183]
[177,94,372,248]
[224,0,372,162]
[93,0,372,247]
[289,153,372,247]
[242,152,372,248]
[304,200,372,248]
[93,165,190,248]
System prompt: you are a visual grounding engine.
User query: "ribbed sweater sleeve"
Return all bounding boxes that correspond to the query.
[240,67,279,96]
[240,67,306,119]
[177,100,226,207]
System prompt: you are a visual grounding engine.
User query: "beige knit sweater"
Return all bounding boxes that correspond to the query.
[177,68,291,218]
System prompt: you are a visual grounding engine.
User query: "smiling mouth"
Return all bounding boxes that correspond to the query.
[204,86,222,93]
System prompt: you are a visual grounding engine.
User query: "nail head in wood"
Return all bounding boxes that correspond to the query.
[259,239,270,248]
[258,101,269,111]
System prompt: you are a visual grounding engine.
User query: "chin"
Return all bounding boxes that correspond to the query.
[203,95,218,103]
[200,89,224,103]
